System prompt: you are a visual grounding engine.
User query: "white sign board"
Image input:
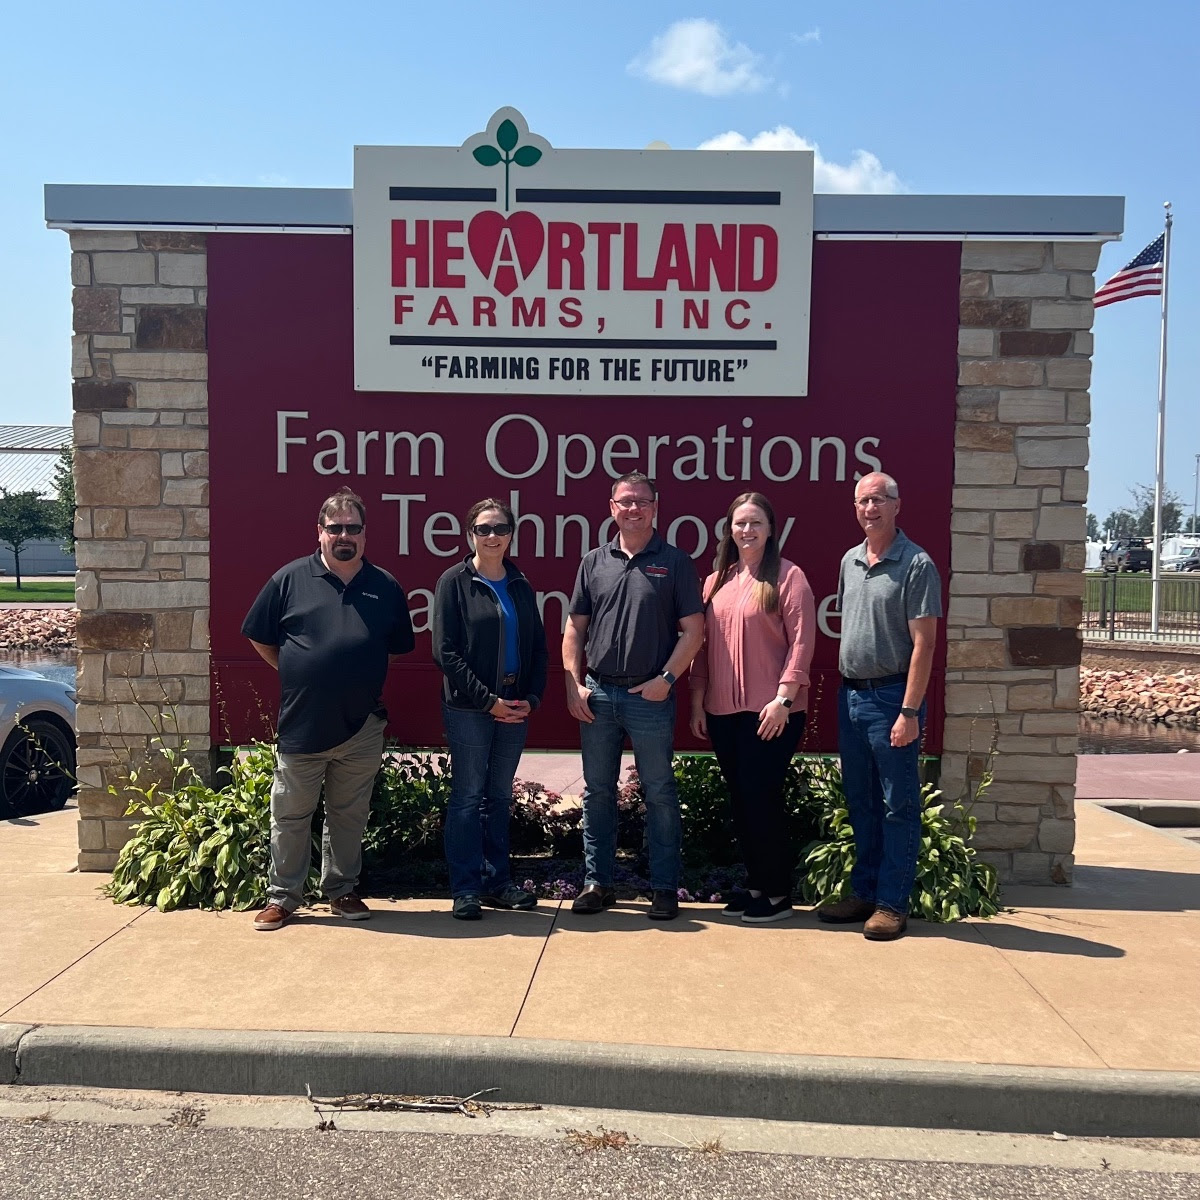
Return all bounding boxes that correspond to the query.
[353,108,813,396]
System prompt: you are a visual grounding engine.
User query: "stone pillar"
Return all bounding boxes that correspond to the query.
[69,231,210,870]
[942,241,1097,884]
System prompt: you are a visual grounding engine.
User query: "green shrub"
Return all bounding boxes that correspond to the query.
[619,755,823,867]
[104,742,280,912]
[363,751,452,869]
[799,766,1000,921]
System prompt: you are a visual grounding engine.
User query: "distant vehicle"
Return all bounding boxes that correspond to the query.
[0,666,76,819]
[1100,538,1152,573]
[1179,549,1200,573]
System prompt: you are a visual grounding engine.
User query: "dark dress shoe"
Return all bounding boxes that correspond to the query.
[647,889,680,921]
[571,884,616,914]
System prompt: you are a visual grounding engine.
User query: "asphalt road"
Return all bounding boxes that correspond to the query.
[4,1122,1200,1200]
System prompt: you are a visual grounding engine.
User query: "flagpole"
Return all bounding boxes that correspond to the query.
[1150,201,1173,636]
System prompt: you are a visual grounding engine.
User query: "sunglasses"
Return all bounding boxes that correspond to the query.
[472,523,513,537]
[322,523,364,535]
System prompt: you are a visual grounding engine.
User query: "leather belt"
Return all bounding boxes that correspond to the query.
[842,673,908,691]
[593,672,657,688]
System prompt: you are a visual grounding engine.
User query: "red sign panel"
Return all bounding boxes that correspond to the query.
[208,233,959,753]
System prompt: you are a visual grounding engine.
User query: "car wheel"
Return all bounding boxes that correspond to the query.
[0,718,76,819]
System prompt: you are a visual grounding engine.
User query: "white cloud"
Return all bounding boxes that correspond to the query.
[790,28,821,44]
[628,19,770,96]
[698,125,905,194]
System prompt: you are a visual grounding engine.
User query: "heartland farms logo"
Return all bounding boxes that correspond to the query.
[352,107,814,396]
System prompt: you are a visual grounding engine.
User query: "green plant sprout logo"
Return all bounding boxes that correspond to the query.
[472,118,542,212]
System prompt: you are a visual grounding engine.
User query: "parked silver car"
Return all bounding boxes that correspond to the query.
[0,665,77,819]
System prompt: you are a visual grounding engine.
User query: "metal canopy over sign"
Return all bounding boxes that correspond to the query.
[353,107,814,396]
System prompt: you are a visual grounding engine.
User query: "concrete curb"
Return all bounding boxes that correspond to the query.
[0,1025,33,1085]
[11,1024,1200,1138]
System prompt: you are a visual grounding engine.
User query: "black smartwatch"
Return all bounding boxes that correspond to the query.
[775,696,793,709]
[900,706,919,719]
[660,670,677,685]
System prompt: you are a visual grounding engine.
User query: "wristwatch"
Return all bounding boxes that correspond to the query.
[775,696,793,709]
[900,706,919,719]
[660,670,677,685]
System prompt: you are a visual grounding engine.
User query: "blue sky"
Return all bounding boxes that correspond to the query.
[2,0,1196,526]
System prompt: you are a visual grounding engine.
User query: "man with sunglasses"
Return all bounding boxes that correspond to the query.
[242,487,414,931]
[563,471,704,921]
[818,472,941,942]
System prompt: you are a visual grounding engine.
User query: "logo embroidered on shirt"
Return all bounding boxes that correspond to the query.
[645,565,669,577]
[362,592,380,599]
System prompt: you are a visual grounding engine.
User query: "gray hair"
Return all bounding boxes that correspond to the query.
[856,471,899,499]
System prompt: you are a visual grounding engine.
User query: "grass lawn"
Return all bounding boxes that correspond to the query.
[1084,572,1200,615]
[0,580,76,603]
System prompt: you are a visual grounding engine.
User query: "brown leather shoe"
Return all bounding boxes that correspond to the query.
[330,893,371,921]
[253,903,290,931]
[817,896,876,924]
[864,908,908,940]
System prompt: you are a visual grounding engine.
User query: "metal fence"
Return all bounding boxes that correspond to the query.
[1083,572,1200,643]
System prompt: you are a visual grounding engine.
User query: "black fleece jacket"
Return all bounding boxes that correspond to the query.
[432,555,548,712]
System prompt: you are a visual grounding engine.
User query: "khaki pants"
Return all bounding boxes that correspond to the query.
[266,715,386,910]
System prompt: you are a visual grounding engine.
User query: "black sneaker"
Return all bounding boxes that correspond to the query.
[721,889,753,916]
[480,883,538,910]
[571,885,616,915]
[742,895,795,924]
[648,890,680,921]
[452,894,482,921]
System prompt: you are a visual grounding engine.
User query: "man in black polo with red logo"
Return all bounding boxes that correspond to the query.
[562,472,704,921]
[242,487,414,931]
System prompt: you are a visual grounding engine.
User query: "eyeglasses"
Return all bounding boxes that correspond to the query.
[612,497,655,510]
[472,523,513,537]
[322,523,364,535]
[854,496,895,509]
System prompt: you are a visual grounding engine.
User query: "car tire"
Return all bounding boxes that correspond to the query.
[0,718,76,819]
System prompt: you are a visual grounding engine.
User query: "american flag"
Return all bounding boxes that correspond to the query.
[1094,234,1165,308]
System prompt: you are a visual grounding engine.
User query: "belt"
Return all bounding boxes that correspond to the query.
[593,671,657,688]
[842,673,908,691]
[501,672,518,686]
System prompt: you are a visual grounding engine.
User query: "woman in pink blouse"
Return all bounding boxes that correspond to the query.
[689,492,816,924]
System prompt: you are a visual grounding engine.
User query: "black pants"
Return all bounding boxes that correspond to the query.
[706,709,807,898]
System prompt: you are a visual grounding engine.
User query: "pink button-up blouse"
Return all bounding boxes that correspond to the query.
[690,559,816,715]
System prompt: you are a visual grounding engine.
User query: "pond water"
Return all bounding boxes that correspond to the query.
[0,649,75,687]
[2,651,1198,755]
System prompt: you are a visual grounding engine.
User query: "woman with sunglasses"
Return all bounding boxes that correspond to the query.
[689,492,816,924]
[432,498,548,920]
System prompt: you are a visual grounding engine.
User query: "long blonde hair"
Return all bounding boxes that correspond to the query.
[705,492,781,613]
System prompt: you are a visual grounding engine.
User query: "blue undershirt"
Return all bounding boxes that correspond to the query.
[479,574,520,676]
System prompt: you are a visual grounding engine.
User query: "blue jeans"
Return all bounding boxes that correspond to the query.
[837,683,924,915]
[578,675,680,891]
[442,702,529,898]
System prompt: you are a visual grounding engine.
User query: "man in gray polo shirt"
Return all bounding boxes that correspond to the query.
[819,471,942,941]
[563,472,704,921]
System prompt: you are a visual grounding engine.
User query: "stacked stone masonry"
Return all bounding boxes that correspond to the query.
[67,232,1095,883]
[70,230,211,869]
[946,240,1097,885]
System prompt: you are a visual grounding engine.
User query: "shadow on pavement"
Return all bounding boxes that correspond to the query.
[1004,864,1200,913]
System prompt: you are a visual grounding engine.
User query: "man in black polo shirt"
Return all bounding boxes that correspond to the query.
[563,472,704,921]
[242,487,414,931]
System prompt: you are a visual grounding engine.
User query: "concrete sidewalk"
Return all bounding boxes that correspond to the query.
[4,755,1200,1136]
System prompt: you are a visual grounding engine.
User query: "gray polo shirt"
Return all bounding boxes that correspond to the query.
[569,531,703,678]
[837,529,942,681]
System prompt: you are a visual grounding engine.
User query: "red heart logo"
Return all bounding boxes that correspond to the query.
[468,211,544,297]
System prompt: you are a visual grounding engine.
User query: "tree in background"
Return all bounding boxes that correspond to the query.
[1085,511,1099,540]
[1103,486,1184,542]
[0,489,56,589]
[51,445,75,553]
[1127,484,1183,540]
